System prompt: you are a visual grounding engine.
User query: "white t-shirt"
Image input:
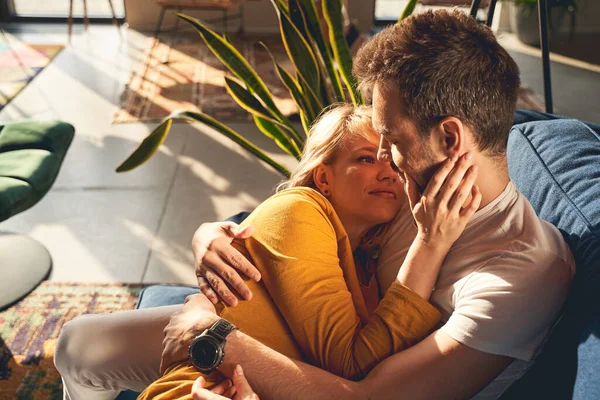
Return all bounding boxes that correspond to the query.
[377,180,575,399]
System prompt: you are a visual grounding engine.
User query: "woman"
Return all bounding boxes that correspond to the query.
[138,104,480,399]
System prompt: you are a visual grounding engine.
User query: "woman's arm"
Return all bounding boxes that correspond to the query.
[396,155,481,300]
[239,188,441,380]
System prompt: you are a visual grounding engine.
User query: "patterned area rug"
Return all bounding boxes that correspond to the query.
[114,34,297,123]
[0,32,63,111]
[0,282,146,400]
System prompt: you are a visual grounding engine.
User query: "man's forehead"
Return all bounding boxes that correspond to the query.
[372,99,394,136]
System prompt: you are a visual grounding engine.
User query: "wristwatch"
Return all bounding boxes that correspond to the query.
[188,318,238,373]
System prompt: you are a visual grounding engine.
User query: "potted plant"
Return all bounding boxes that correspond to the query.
[116,0,419,177]
[507,0,578,46]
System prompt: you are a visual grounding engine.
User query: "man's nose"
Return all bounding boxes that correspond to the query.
[377,135,391,162]
[377,161,397,183]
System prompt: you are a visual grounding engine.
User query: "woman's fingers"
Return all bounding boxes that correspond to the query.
[192,377,228,400]
[436,153,474,205]
[223,386,237,399]
[447,165,479,213]
[403,172,422,212]
[211,379,233,396]
[460,184,482,219]
[422,157,456,199]
[232,365,259,400]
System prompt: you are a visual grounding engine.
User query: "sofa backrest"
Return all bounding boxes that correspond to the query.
[501,111,600,399]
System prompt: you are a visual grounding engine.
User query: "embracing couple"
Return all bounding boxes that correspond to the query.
[54,9,574,400]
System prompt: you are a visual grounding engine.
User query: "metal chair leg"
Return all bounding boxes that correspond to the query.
[106,0,122,34]
[470,0,482,19]
[68,0,74,43]
[82,0,90,31]
[486,0,498,27]
[538,0,553,114]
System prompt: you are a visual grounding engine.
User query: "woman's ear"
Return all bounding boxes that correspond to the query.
[436,117,464,159]
[313,164,331,196]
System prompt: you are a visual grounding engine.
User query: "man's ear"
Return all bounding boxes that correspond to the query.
[436,117,464,159]
[313,164,331,196]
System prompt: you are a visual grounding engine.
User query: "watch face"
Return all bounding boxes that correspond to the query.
[190,338,219,367]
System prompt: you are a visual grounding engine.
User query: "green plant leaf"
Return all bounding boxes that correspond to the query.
[299,109,311,135]
[298,73,325,122]
[260,42,316,127]
[299,0,345,102]
[399,0,418,21]
[290,0,335,105]
[178,14,289,126]
[116,119,172,172]
[288,0,310,43]
[223,76,303,148]
[224,76,274,122]
[274,0,288,14]
[253,115,302,160]
[322,0,362,105]
[271,0,322,104]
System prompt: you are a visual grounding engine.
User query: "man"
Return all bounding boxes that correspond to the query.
[175,9,574,399]
[53,9,573,400]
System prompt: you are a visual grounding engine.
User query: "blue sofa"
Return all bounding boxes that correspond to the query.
[132,111,600,399]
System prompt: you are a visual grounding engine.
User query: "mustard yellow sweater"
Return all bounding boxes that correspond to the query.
[139,187,441,399]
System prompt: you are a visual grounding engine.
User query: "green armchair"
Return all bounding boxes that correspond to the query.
[0,120,74,310]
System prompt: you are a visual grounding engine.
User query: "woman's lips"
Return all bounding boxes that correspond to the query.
[369,190,397,199]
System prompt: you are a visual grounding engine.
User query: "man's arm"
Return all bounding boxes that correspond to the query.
[220,328,513,400]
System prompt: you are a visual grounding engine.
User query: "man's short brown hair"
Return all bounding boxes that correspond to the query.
[354,9,520,156]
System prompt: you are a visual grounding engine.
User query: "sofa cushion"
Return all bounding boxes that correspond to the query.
[501,111,600,399]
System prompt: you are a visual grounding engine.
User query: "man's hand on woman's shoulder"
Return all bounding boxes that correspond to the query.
[192,221,260,306]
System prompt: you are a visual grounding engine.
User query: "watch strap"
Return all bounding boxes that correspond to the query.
[209,318,238,340]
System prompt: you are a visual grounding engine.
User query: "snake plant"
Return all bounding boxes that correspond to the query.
[117,0,417,178]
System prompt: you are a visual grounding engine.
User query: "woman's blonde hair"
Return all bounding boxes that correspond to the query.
[277,104,376,192]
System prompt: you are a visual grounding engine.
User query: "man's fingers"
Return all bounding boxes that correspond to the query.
[221,222,242,238]
[205,269,238,307]
[234,225,255,240]
[219,264,253,301]
[204,249,254,302]
[232,365,259,400]
[198,276,219,305]
[159,344,178,375]
[211,379,233,395]
[218,244,261,282]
